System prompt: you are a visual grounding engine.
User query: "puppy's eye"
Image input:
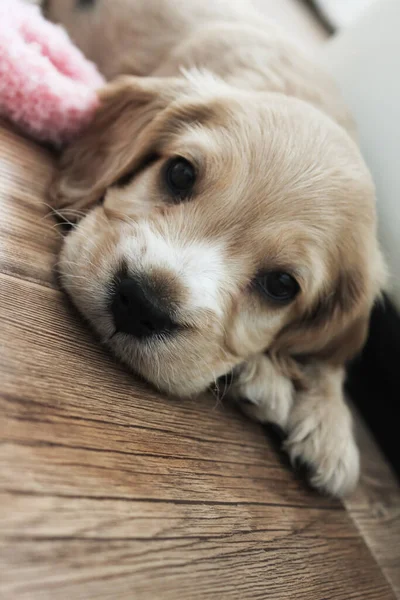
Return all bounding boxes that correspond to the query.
[256,271,300,303]
[165,157,196,200]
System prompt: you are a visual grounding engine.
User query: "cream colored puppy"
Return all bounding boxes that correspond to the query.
[46,0,385,496]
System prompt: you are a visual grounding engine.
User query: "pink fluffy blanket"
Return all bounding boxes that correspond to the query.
[0,0,104,145]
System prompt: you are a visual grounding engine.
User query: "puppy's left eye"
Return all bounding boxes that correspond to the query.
[256,271,300,303]
[165,157,196,200]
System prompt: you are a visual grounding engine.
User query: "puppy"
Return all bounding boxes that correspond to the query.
[46,0,386,496]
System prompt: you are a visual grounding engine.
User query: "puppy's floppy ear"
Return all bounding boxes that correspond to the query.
[289,269,370,364]
[49,76,185,215]
[272,261,385,375]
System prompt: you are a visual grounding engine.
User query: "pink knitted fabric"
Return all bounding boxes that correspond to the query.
[0,0,105,145]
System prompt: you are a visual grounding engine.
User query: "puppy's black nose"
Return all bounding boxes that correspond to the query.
[111,277,176,338]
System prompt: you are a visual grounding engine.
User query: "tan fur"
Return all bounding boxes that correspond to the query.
[47,0,386,496]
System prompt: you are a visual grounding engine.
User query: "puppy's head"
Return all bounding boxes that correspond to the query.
[51,73,385,396]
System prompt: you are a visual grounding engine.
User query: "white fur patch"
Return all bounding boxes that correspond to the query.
[231,355,294,428]
[118,222,226,315]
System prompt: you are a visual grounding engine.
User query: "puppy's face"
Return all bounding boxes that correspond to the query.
[53,75,384,396]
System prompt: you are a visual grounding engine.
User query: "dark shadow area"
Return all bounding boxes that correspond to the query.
[346,293,400,481]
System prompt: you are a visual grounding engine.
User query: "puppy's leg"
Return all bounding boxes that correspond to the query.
[228,354,294,431]
[44,0,175,78]
[230,356,359,497]
[285,365,359,497]
[44,0,253,79]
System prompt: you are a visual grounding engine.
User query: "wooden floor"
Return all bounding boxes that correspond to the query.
[1,118,400,599]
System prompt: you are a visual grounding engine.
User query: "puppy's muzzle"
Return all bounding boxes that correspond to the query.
[111,277,177,338]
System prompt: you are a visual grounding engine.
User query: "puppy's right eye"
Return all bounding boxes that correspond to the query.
[164,157,196,201]
[256,271,300,304]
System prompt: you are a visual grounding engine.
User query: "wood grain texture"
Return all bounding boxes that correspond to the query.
[0,120,59,288]
[0,119,399,597]
[345,412,400,598]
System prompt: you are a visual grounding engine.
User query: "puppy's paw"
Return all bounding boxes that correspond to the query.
[285,399,360,497]
[227,354,294,429]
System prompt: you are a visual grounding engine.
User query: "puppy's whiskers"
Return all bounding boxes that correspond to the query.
[42,202,77,227]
